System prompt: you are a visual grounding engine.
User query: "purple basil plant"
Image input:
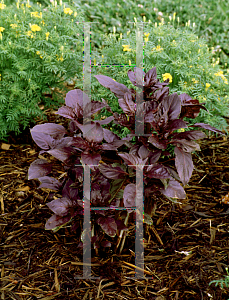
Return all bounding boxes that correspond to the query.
[28,67,224,249]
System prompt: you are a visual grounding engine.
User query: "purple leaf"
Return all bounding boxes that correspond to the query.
[81,151,101,169]
[160,179,186,199]
[76,122,97,136]
[166,167,181,182]
[46,197,74,216]
[115,219,129,231]
[85,122,104,143]
[30,131,54,150]
[138,145,150,160]
[118,153,148,169]
[127,67,145,87]
[172,130,207,140]
[144,67,157,86]
[103,128,120,143]
[101,98,113,114]
[129,144,140,156]
[123,183,136,208]
[179,94,207,119]
[30,123,67,139]
[83,101,105,117]
[166,119,188,133]
[190,123,225,135]
[144,110,155,122]
[38,176,62,191]
[28,158,52,180]
[62,179,79,200]
[55,106,75,120]
[68,136,88,149]
[48,147,74,163]
[98,163,128,179]
[149,150,162,164]
[154,87,169,101]
[99,140,125,150]
[171,139,200,152]
[94,116,114,125]
[148,135,167,149]
[94,75,130,99]
[174,147,193,185]
[45,214,71,230]
[145,163,172,179]
[65,89,90,109]
[163,93,181,121]
[56,137,74,149]
[97,216,117,237]
[118,93,135,115]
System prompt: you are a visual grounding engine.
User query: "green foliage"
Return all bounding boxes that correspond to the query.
[84,22,229,137]
[0,0,84,141]
[209,267,229,297]
[72,0,229,69]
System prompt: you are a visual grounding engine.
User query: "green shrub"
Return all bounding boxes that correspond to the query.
[74,0,229,69]
[77,21,229,138]
[0,0,84,141]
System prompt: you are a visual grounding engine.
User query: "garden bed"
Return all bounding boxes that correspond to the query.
[0,101,229,299]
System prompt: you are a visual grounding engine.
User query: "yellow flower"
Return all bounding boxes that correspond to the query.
[41,20,45,26]
[152,45,163,52]
[45,32,50,40]
[57,54,64,61]
[10,24,18,29]
[162,73,172,83]
[144,37,149,42]
[144,32,150,37]
[206,83,211,88]
[192,78,199,84]
[74,11,77,17]
[31,11,42,18]
[30,24,41,32]
[214,71,223,76]
[122,45,131,52]
[0,3,6,9]
[214,70,228,84]
[0,27,5,32]
[26,3,31,7]
[178,128,185,132]
[64,7,73,15]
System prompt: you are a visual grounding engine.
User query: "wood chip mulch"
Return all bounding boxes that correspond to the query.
[0,103,229,300]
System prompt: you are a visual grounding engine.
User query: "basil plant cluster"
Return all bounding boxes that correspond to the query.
[28,67,224,248]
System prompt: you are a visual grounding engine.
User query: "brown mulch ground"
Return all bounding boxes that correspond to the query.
[1,91,229,300]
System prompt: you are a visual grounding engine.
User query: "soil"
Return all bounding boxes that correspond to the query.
[1,86,229,300]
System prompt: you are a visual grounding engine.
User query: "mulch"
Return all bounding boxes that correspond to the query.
[0,91,229,300]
